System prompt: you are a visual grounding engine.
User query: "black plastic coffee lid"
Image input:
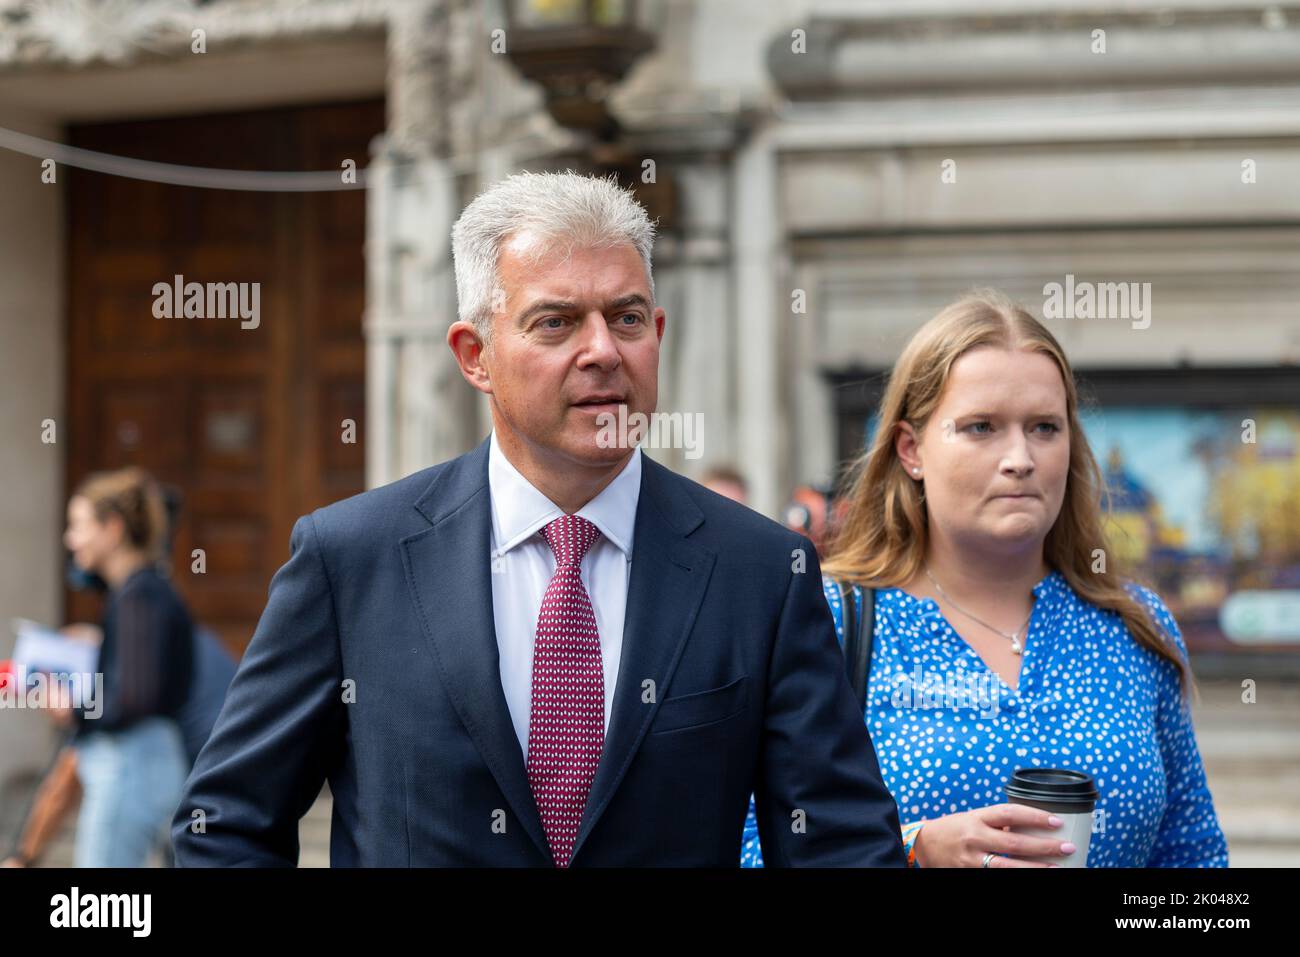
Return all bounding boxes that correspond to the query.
[1004,768,1098,808]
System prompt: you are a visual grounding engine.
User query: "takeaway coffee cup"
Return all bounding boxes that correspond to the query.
[1004,768,1098,867]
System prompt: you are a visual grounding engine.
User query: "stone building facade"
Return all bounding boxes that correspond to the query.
[2,0,1298,788]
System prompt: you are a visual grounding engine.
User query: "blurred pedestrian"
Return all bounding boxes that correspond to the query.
[699,465,749,505]
[51,466,194,867]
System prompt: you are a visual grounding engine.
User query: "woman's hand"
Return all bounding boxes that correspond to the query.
[44,624,99,728]
[912,804,1075,867]
[0,856,27,868]
[45,682,76,729]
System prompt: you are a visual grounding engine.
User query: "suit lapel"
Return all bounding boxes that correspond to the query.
[570,455,715,862]
[399,436,550,861]
[400,440,716,865]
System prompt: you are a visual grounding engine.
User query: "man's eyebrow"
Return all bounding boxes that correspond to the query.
[516,300,579,326]
[516,294,651,326]
[606,293,651,312]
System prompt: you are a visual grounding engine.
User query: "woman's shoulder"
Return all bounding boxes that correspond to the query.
[821,573,869,625]
[820,573,899,598]
[821,573,905,605]
[116,566,190,617]
[1120,580,1187,650]
[820,573,863,602]
[821,573,845,604]
[820,572,843,592]
[1107,580,1195,696]
[119,564,171,597]
[820,573,898,620]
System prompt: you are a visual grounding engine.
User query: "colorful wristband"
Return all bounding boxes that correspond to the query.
[901,821,925,867]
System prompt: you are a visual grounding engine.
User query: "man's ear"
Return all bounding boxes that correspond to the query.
[447,321,493,395]
[653,307,666,342]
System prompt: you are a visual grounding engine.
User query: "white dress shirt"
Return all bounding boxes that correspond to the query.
[487,429,642,762]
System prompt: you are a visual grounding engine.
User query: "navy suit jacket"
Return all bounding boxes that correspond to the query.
[171,436,905,866]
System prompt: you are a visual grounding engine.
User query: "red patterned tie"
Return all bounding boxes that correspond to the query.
[526,514,605,868]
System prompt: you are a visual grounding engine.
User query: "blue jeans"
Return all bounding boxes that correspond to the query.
[72,716,188,867]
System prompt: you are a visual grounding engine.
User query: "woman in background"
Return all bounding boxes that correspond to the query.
[741,289,1227,867]
[51,466,194,867]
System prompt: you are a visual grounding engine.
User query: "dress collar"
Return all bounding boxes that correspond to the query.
[1029,568,1071,629]
[890,566,1066,616]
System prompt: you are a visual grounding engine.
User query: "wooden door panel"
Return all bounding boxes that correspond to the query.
[66,99,383,655]
[95,381,190,471]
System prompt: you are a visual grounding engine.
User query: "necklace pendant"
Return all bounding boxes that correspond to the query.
[1011,638,1023,655]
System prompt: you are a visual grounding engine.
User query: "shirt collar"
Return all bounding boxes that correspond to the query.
[488,429,641,559]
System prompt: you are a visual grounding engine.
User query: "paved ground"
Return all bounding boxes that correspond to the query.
[19,679,1299,868]
[1192,679,1300,867]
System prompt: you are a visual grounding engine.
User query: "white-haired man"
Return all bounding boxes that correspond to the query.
[173,172,905,867]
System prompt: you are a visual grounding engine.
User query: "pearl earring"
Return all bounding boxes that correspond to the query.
[912,467,921,476]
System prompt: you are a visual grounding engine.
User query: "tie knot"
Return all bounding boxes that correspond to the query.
[541,514,601,567]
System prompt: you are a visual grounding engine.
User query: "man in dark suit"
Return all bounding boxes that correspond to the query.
[172,172,905,867]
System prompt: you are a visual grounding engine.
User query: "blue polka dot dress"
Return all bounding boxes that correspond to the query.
[740,570,1229,867]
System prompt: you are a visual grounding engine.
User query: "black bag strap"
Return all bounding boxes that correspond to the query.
[838,580,875,707]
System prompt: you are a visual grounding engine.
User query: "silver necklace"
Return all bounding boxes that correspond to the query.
[924,566,1032,655]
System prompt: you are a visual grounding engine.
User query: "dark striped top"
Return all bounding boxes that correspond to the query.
[74,564,194,738]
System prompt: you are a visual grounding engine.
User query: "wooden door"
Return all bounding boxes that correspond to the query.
[65,99,383,655]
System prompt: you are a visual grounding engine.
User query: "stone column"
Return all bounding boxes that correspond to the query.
[648,155,735,477]
[732,126,787,519]
[365,0,476,488]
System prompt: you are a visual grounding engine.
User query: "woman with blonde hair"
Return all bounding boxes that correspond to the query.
[741,288,1226,867]
[41,466,194,867]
